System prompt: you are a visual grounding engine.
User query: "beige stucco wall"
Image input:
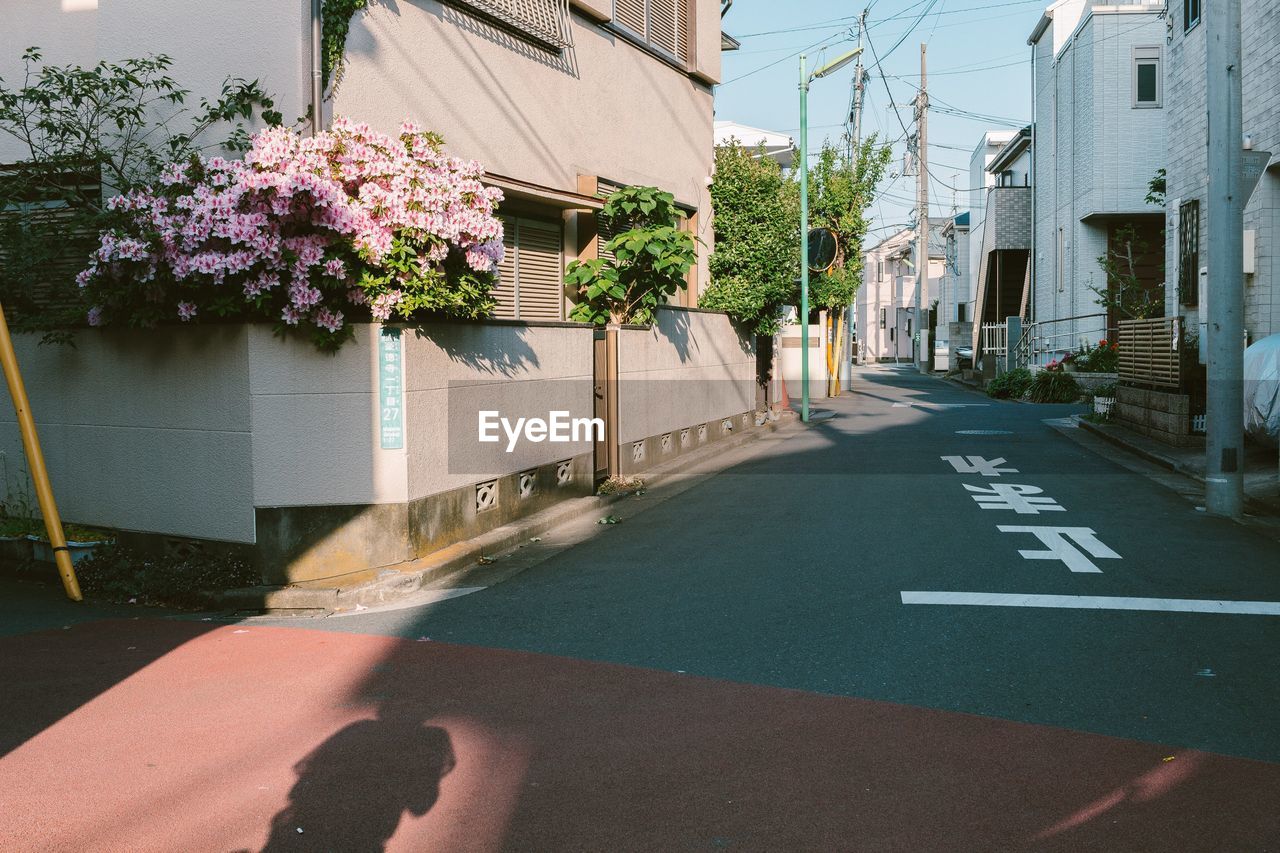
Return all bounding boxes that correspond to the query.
[334,0,717,293]
[405,322,595,501]
[617,307,754,444]
[0,321,596,544]
[0,0,310,164]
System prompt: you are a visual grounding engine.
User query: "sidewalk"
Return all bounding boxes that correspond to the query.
[1078,418,1280,516]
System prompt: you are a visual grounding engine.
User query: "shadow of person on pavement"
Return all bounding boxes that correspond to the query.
[260,706,455,852]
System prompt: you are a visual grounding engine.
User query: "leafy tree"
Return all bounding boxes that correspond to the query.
[806,136,893,311]
[0,47,283,337]
[1093,169,1167,321]
[699,141,800,336]
[567,186,697,326]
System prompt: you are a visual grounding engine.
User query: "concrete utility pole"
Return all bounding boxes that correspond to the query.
[1205,0,1244,518]
[915,43,929,373]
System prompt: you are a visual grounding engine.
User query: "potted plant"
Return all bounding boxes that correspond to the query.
[28,525,115,565]
[1092,381,1118,418]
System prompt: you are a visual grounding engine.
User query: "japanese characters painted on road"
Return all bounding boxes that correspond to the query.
[940,456,1018,477]
[963,483,1065,515]
[997,526,1122,574]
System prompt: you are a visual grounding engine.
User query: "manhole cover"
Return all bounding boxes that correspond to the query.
[955,429,1013,435]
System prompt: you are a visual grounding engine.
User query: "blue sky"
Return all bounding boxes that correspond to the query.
[716,0,1045,244]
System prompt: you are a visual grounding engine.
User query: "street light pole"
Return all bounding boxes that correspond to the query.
[1205,0,1244,518]
[798,46,864,424]
[799,54,811,423]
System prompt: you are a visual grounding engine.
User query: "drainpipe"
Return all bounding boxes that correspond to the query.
[311,0,324,135]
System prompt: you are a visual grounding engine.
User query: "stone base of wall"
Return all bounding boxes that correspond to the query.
[1115,385,1203,447]
[619,411,756,478]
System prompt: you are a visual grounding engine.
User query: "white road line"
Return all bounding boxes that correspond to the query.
[892,402,990,408]
[900,591,1280,616]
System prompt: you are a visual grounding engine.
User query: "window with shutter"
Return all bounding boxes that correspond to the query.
[515,218,564,321]
[492,215,565,321]
[613,0,688,62]
[615,0,646,36]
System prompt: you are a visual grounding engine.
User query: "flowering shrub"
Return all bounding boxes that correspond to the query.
[1074,339,1120,373]
[77,118,505,349]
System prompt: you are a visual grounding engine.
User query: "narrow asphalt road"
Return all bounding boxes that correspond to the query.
[3,365,1278,851]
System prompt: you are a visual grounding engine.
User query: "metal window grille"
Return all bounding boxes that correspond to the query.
[443,0,573,52]
[1178,199,1199,306]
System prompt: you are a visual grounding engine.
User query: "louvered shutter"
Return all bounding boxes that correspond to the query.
[649,0,678,57]
[514,218,564,321]
[615,0,646,36]
[492,215,518,319]
[675,0,688,61]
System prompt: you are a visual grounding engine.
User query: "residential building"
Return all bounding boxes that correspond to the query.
[858,228,945,364]
[970,127,1033,360]
[1164,0,1280,346]
[1027,0,1167,359]
[713,121,795,169]
[968,130,1017,305]
[5,0,732,320]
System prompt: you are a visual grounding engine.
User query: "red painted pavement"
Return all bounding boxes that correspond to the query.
[1,619,1278,851]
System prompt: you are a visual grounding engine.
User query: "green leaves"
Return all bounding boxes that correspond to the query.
[567,186,696,326]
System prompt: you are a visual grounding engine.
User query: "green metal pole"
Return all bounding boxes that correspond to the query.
[799,55,810,423]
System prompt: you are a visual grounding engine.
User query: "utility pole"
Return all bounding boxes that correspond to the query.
[914,43,929,373]
[1204,0,1244,518]
[850,11,868,156]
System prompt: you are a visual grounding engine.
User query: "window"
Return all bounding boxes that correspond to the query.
[1184,0,1201,32]
[495,215,565,320]
[879,308,886,329]
[957,303,967,323]
[1133,47,1161,108]
[1178,199,1200,306]
[614,0,690,62]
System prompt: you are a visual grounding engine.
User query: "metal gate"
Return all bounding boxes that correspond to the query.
[592,327,619,482]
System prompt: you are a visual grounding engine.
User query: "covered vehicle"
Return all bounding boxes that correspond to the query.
[1244,334,1280,446]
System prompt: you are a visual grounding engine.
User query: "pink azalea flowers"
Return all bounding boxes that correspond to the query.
[78,119,505,349]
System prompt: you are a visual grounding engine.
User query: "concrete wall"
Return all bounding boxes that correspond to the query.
[0,0,310,165]
[334,0,719,295]
[1165,0,1280,343]
[0,327,257,543]
[1031,2,1166,354]
[617,307,754,445]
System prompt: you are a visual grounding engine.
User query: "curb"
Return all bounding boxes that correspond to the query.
[1076,418,1193,476]
[1076,417,1279,518]
[208,410,807,614]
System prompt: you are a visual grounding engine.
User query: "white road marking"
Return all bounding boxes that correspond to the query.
[941,455,1018,477]
[965,483,1066,514]
[997,526,1120,573]
[893,402,990,408]
[901,591,1280,616]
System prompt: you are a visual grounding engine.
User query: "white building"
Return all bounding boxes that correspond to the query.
[968,130,1017,305]
[1164,0,1280,346]
[858,228,945,364]
[939,212,972,369]
[1028,0,1167,358]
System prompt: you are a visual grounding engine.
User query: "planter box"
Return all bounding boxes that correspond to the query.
[28,535,108,565]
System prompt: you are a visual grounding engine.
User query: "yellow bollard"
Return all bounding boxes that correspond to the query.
[0,303,81,601]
